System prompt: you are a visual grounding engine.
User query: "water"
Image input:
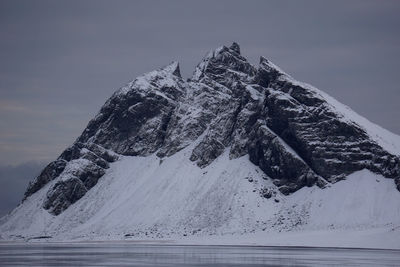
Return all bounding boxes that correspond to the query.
[0,242,399,266]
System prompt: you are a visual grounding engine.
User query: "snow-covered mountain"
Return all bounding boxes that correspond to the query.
[1,43,400,245]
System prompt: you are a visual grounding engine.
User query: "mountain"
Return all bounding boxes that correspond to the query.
[1,43,400,246]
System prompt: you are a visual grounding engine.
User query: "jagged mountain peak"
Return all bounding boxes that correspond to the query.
[229,42,241,54]
[104,61,185,112]
[160,61,182,78]
[192,42,256,82]
[131,60,183,90]
[3,43,399,238]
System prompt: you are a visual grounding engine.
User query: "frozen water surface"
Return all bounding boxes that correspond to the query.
[0,242,399,266]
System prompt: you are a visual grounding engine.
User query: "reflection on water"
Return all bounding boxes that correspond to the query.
[0,242,399,266]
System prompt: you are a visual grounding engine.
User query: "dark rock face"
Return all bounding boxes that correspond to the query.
[23,159,67,200]
[43,177,87,216]
[24,141,118,214]
[23,43,400,215]
[256,57,400,183]
[42,158,106,215]
[76,62,185,156]
[247,121,319,194]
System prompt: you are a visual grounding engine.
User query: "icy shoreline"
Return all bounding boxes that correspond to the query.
[2,226,400,250]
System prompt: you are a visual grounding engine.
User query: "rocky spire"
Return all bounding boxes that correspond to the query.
[229,42,241,54]
[192,42,256,82]
[162,61,181,78]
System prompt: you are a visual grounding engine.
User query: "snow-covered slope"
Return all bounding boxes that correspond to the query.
[1,144,400,246]
[1,43,400,248]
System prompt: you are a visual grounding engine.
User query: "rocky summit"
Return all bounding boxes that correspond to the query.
[16,43,399,218]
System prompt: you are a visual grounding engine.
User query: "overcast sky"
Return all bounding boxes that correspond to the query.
[0,0,399,215]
